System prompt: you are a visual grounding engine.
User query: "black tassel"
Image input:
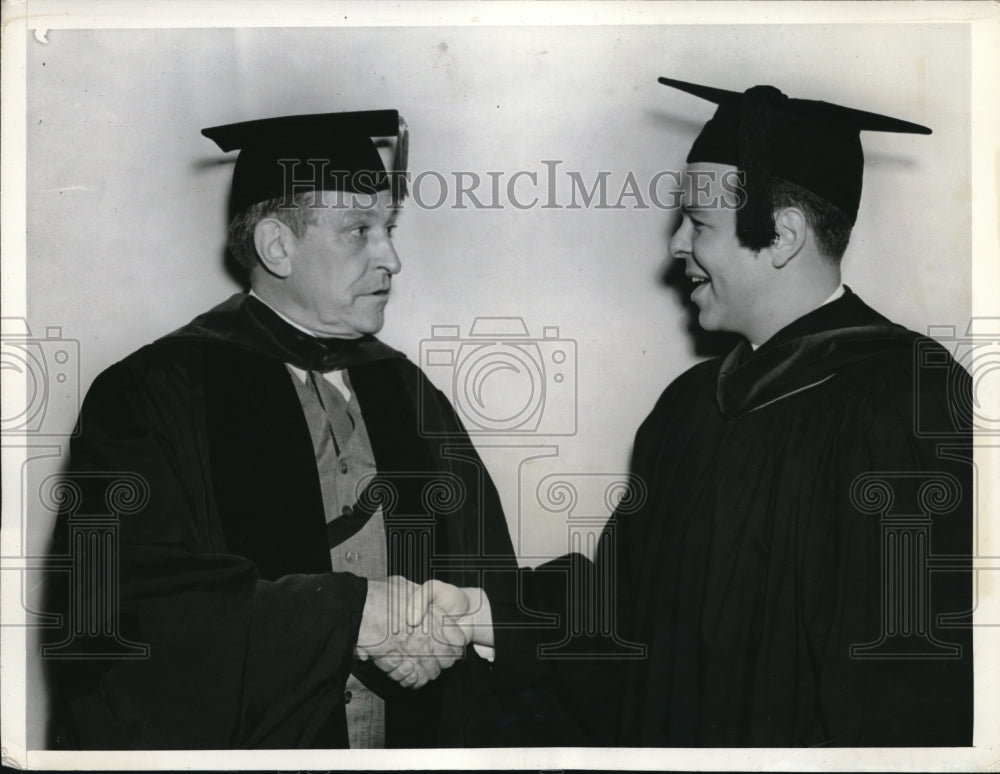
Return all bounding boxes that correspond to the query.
[736,85,784,250]
[392,114,409,203]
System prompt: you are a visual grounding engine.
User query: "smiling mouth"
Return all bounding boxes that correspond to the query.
[689,276,710,290]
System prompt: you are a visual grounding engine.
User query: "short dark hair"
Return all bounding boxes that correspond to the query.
[226,192,321,273]
[767,177,853,262]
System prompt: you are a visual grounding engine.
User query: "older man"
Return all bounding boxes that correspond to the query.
[45,110,523,749]
[430,79,974,747]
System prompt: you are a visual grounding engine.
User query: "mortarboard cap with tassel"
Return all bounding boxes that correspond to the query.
[202,110,408,220]
[658,77,931,250]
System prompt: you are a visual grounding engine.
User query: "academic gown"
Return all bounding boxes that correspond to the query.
[493,287,973,747]
[44,293,530,749]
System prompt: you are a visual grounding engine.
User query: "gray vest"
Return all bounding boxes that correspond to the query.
[289,366,387,749]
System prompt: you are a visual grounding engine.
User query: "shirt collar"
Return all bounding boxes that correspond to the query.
[248,289,322,338]
[248,291,352,397]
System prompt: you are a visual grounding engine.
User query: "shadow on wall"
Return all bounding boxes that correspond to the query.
[192,156,250,289]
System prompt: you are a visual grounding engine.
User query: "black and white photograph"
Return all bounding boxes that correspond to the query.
[1,1,998,770]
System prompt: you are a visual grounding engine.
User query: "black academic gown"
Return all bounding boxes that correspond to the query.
[493,287,973,747]
[44,293,524,749]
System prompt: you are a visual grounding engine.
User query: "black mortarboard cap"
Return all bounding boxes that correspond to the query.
[202,110,408,219]
[658,77,931,250]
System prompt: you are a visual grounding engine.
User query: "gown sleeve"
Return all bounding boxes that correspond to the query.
[47,348,369,749]
[484,400,669,746]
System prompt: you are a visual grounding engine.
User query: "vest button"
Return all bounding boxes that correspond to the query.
[339,461,349,474]
[345,550,359,563]
[341,505,353,517]
[344,690,352,704]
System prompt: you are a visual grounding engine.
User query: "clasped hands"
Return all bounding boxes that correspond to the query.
[355,576,492,690]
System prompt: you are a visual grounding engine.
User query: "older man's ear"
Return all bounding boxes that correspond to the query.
[253,217,295,278]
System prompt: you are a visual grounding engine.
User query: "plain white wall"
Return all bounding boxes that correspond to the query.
[25,23,971,558]
[22,22,970,745]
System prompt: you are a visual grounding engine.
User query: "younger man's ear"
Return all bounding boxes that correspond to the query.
[769,206,808,269]
[253,218,296,278]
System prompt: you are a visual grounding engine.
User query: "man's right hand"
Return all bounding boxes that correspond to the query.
[407,580,495,652]
[355,576,468,689]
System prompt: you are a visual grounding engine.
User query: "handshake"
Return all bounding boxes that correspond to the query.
[355,576,494,690]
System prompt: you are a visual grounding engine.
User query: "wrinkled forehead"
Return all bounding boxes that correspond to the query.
[679,162,743,212]
[308,188,401,222]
